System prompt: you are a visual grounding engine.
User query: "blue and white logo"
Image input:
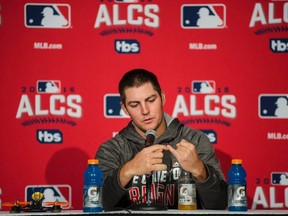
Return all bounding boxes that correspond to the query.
[271,172,288,185]
[181,4,226,29]
[104,94,129,118]
[25,185,71,208]
[115,40,140,54]
[37,80,61,93]
[37,129,63,144]
[192,80,215,94]
[270,39,288,53]
[259,94,288,119]
[24,3,71,28]
[201,129,217,144]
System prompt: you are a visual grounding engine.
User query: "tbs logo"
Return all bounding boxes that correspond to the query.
[270,39,288,53]
[259,94,288,119]
[26,185,71,209]
[37,80,61,93]
[104,94,129,118]
[181,4,226,29]
[271,172,288,185]
[115,40,140,54]
[201,129,217,144]
[24,3,71,28]
[192,80,216,94]
[37,129,63,143]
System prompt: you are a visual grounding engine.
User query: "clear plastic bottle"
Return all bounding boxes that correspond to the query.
[83,159,103,212]
[228,159,247,211]
[178,170,197,210]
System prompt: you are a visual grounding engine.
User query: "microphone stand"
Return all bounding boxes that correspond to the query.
[132,172,167,210]
[146,174,168,210]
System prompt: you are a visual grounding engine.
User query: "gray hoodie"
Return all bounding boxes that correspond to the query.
[96,114,227,211]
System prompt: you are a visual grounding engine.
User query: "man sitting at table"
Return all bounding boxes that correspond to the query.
[96,68,228,211]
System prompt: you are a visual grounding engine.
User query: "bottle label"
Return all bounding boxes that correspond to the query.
[178,183,197,206]
[228,184,247,207]
[83,185,102,208]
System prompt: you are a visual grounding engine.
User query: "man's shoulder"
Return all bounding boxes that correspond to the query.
[100,133,126,149]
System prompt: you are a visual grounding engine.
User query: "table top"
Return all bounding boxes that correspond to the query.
[0,210,288,215]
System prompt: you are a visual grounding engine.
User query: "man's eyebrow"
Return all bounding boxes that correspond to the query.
[127,100,139,105]
[145,94,157,101]
[127,94,158,105]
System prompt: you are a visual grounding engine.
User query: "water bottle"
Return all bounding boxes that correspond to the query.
[178,170,197,210]
[83,159,103,212]
[228,159,247,211]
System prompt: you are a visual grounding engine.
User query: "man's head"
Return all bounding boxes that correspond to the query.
[119,68,162,104]
[118,68,166,136]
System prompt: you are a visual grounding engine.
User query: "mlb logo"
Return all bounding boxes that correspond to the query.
[37,80,61,93]
[271,172,288,185]
[25,185,72,208]
[259,94,288,119]
[181,4,226,29]
[104,94,129,118]
[201,129,217,144]
[24,3,71,28]
[192,80,216,94]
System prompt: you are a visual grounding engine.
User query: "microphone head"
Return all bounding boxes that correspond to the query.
[145,129,157,138]
[145,130,157,147]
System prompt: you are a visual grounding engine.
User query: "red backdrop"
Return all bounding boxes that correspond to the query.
[0,0,287,210]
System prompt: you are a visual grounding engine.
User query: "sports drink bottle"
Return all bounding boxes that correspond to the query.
[228,159,247,211]
[178,170,197,210]
[83,159,103,212]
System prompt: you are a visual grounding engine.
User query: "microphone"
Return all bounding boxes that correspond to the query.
[145,130,156,206]
[146,130,171,175]
[132,129,167,210]
[145,130,157,147]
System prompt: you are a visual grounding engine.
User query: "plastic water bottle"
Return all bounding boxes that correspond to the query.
[178,170,197,210]
[83,159,103,212]
[228,159,247,211]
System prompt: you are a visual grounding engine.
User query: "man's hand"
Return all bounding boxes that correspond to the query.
[119,144,168,187]
[167,139,207,182]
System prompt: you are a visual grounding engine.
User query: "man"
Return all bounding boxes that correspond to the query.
[96,68,227,211]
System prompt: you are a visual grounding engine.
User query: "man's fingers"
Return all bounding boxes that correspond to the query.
[166,145,181,160]
[176,140,195,152]
[149,144,168,151]
[153,151,164,158]
[154,164,167,171]
[176,139,190,147]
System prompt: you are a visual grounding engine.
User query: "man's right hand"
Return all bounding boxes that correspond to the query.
[119,144,168,188]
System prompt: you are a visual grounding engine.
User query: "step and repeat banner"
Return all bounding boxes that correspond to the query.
[0,0,287,210]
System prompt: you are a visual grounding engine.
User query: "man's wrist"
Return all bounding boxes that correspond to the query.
[119,162,134,188]
[191,162,208,183]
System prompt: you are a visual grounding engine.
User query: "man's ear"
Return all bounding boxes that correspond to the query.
[161,91,166,105]
[120,102,129,116]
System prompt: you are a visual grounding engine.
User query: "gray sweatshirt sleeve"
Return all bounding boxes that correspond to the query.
[95,138,133,211]
[187,129,228,209]
[195,164,228,209]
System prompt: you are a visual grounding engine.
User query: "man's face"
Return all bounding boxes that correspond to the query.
[121,82,166,137]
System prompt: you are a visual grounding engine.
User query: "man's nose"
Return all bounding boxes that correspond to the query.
[141,103,149,115]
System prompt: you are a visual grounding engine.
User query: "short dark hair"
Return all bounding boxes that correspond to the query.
[118,68,162,104]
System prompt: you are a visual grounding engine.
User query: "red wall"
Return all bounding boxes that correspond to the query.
[0,0,287,210]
